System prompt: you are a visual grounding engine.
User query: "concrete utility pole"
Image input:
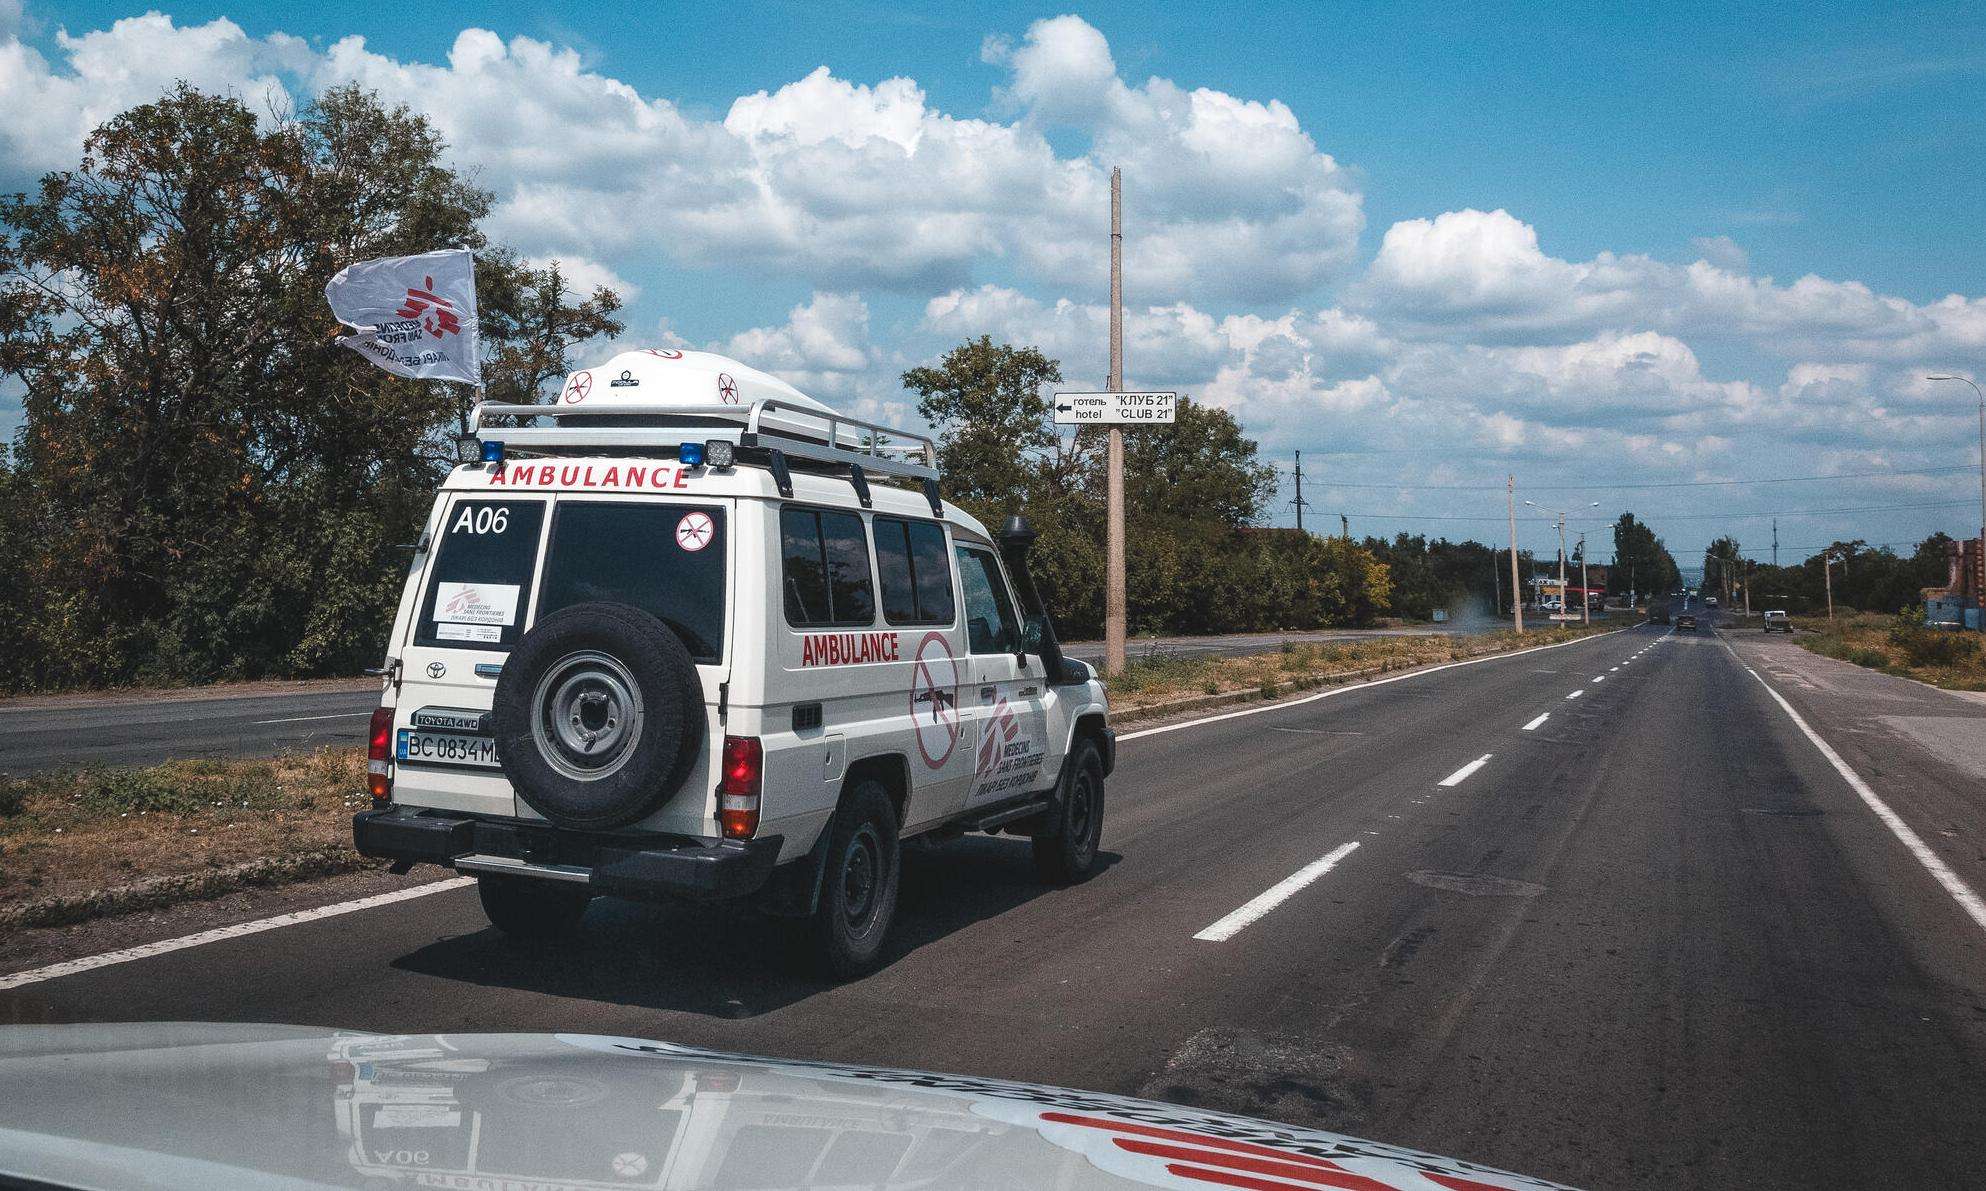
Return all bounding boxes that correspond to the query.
[1824,552,1836,621]
[1525,500,1598,621]
[1508,475,1523,633]
[1578,533,1590,625]
[1288,450,1310,533]
[1104,167,1126,677]
[1928,374,1986,635]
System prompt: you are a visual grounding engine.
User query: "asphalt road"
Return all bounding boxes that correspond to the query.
[9,612,1985,1188]
[0,621,1522,774]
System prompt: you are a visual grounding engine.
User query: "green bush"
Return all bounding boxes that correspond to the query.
[1888,615,1981,668]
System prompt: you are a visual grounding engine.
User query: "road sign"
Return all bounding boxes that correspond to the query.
[1053,391,1176,426]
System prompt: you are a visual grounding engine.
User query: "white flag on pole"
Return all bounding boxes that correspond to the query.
[325,248,481,386]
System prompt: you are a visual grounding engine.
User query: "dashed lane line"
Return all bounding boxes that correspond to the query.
[1438,754,1494,787]
[1566,689,1584,700]
[1521,712,1550,731]
[1193,842,1360,942]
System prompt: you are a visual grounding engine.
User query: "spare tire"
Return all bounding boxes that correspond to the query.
[492,602,703,830]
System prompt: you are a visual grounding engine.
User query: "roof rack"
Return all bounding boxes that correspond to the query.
[472,398,940,485]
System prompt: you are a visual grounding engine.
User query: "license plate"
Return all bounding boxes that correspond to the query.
[397,729,500,769]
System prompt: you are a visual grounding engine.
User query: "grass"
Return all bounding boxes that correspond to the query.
[1104,623,1613,710]
[0,749,373,924]
[1796,611,1986,691]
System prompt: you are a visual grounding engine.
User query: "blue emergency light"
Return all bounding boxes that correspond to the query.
[678,441,704,467]
[480,439,505,464]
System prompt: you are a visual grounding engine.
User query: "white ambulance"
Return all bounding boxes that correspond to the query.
[354,349,1114,976]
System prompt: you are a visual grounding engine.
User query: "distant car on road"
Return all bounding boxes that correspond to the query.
[1763,610,1791,632]
[1648,605,1671,625]
[1705,597,1719,608]
[1676,614,1697,632]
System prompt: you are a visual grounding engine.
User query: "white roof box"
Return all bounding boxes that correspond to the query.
[552,349,837,416]
[470,347,940,489]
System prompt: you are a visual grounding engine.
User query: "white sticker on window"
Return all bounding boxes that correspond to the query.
[435,582,520,627]
[435,622,504,643]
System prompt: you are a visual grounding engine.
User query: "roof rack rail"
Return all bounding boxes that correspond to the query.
[471,398,940,484]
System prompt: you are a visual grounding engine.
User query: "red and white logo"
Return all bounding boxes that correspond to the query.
[675,511,715,552]
[716,372,739,404]
[394,275,461,338]
[910,631,960,768]
[642,348,683,360]
[563,371,593,404]
[1013,1109,1523,1191]
[978,696,1019,776]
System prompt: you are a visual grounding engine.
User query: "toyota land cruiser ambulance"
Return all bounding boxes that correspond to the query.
[354,349,1114,976]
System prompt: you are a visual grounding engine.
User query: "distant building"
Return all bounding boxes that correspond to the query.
[1924,537,1984,629]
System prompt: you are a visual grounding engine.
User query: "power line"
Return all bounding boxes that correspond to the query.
[1263,464,1976,492]
[1305,499,1975,526]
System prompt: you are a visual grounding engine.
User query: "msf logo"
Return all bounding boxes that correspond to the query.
[395,276,462,339]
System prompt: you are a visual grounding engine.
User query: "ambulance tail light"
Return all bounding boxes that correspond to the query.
[368,707,394,805]
[718,735,762,839]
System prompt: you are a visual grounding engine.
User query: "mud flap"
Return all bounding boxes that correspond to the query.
[755,819,836,918]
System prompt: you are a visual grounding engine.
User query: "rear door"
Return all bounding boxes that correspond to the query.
[394,494,552,817]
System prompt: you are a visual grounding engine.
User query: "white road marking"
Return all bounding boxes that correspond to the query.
[0,878,475,990]
[1193,842,1360,942]
[1269,726,1365,736]
[1566,689,1584,700]
[253,711,371,725]
[1522,712,1550,731]
[1592,676,1606,684]
[1736,651,1986,939]
[1120,625,1635,743]
[1609,666,1619,672]
[1438,754,1494,787]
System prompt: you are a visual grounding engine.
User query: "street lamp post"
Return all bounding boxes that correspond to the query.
[1577,533,1590,625]
[1927,374,1986,634]
[1525,500,1600,622]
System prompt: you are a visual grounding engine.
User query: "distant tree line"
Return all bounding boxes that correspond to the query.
[1739,535,1954,615]
[0,86,622,691]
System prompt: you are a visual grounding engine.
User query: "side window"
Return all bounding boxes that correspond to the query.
[956,547,1021,655]
[781,507,876,627]
[415,499,547,650]
[875,516,956,626]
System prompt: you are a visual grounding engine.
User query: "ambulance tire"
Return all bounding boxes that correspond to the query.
[809,781,902,978]
[494,602,702,830]
[477,874,592,941]
[1032,738,1104,884]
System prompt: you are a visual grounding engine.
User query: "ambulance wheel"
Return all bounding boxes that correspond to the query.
[809,781,901,978]
[1033,739,1104,884]
[493,601,703,831]
[477,874,593,941]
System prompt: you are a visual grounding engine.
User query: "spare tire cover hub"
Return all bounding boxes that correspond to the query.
[533,650,643,781]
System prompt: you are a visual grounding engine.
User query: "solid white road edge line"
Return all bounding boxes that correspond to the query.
[1737,656,1986,938]
[1193,841,1360,942]
[1118,624,1636,742]
[1521,712,1550,731]
[1438,754,1494,787]
[18,625,1640,989]
[0,878,476,991]
[253,711,371,725]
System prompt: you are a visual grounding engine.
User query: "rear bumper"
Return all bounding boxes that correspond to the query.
[353,807,783,902]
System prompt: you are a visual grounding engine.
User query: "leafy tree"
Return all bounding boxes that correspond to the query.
[901,335,1067,509]
[1609,512,1680,599]
[0,85,621,689]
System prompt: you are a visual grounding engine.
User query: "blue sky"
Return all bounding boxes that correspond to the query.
[5,1,1986,565]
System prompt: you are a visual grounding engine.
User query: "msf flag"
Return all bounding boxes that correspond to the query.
[325,248,481,385]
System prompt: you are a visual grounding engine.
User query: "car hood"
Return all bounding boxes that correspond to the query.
[0,1023,1571,1190]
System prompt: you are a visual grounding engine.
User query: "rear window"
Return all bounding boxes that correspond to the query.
[781,506,876,627]
[874,516,955,626]
[415,498,548,650]
[537,502,728,663]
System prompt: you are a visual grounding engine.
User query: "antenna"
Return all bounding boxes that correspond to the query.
[1288,450,1311,532]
